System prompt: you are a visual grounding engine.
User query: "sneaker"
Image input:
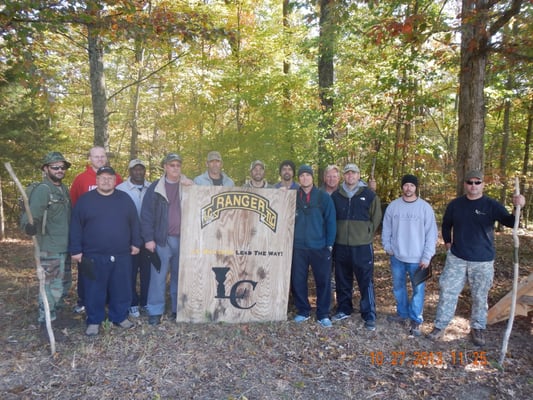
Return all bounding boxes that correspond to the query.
[471,328,485,346]
[116,319,134,329]
[332,312,350,321]
[86,324,99,336]
[129,306,140,318]
[318,318,332,328]
[427,327,444,341]
[364,320,376,331]
[387,315,408,325]
[148,315,162,325]
[409,321,421,337]
[73,305,85,314]
[293,315,310,323]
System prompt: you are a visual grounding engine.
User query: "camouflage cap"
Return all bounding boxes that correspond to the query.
[41,152,71,170]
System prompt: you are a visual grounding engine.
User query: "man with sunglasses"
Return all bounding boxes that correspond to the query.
[428,170,526,346]
[23,152,72,340]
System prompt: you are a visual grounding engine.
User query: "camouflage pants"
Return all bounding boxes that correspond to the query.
[60,255,72,305]
[434,251,494,330]
[38,252,67,323]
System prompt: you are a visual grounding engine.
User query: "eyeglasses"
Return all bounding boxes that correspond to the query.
[48,165,67,171]
[465,180,483,185]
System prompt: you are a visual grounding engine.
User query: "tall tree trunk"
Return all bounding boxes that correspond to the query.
[498,80,511,205]
[318,0,336,181]
[522,99,532,228]
[456,0,488,195]
[282,0,291,78]
[129,35,146,160]
[456,0,525,195]
[87,19,109,150]
[522,99,532,178]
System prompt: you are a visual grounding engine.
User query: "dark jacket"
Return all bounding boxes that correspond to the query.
[331,183,381,246]
[293,186,336,249]
[141,175,186,247]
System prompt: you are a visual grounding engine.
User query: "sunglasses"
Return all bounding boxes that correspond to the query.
[465,180,483,185]
[48,165,67,171]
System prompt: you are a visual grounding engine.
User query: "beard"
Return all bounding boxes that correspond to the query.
[47,172,63,183]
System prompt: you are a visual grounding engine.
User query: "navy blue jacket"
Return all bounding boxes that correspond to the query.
[293,186,336,249]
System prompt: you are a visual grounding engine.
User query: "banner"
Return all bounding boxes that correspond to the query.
[177,186,296,323]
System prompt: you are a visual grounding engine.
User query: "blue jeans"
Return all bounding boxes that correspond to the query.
[291,247,332,320]
[146,236,180,316]
[390,255,425,324]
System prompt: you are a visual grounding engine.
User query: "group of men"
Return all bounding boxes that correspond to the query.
[25,148,525,346]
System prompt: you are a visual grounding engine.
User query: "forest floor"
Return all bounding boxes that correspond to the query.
[0,228,531,400]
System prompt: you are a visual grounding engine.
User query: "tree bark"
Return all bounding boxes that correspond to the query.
[456,0,488,195]
[456,0,525,195]
[318,0,336,181]
[88,24,109,150]
[129,34,146,160]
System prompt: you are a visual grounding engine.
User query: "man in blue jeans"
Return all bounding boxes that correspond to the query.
[141,154,193,325]
[381,174,438,336]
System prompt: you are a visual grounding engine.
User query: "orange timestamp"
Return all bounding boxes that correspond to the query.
[369,350,488,367]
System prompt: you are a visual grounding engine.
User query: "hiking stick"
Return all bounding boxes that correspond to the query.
[498,176,521,367]
[4,162,56,355]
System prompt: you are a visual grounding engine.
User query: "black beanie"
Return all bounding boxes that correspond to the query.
[401,174,418,188]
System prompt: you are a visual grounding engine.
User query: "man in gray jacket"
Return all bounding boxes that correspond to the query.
[193,151,234,186]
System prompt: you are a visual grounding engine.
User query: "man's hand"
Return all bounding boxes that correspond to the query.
[181,176,194,186]
[512,194,526,207]
[24,223,37,236]
[368,178,377,192]
[145,241,156,253]
[131,246,140,255]
[72,253,83,263]
[419,262,430,270]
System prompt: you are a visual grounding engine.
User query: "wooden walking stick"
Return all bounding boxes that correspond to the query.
[4,162,56,355]
[498,176,521,367]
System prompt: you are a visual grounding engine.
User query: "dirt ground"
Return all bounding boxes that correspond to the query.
[0,229,531,400]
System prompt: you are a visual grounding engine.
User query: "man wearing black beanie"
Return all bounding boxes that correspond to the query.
[382,174,438,336]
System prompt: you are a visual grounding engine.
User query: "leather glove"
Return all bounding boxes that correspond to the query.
[25,223,37,236]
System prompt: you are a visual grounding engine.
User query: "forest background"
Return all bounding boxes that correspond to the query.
[0,0,532,231]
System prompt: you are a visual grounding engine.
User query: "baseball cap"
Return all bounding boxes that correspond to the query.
[96,166,116,175]
[207,151,222,162]
[128,159,146,169]
[343,164,360,174]
[161,153,182,167]
[250,160,265,170]
[465,170,484,181]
